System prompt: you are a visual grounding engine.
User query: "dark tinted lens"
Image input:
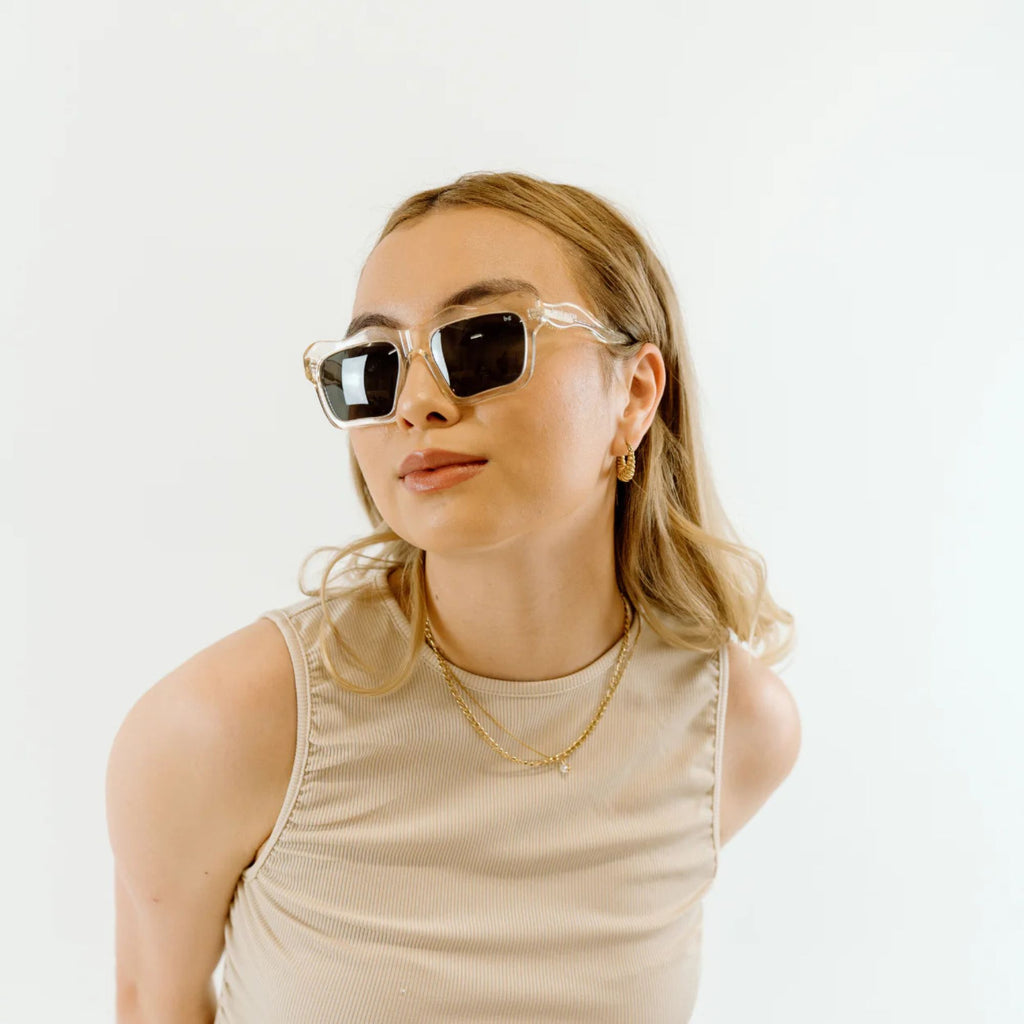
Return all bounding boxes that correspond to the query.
[431,312,527,398]
[321,342,400,422]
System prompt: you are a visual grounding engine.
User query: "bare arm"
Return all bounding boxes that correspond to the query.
[719,641,801,846]
[106,618,296,1023]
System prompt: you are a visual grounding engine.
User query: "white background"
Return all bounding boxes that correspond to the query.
[3,1,1022,1021]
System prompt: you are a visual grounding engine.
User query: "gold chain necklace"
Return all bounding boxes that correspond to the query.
[423,594,640,775]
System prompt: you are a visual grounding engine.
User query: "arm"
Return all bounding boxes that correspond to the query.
[719,642,802,847]
[106,618,296,1023]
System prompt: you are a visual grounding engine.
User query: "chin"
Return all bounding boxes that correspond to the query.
[392,515,518,557]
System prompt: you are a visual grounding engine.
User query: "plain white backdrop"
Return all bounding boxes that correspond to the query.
[3,0,1022,1020]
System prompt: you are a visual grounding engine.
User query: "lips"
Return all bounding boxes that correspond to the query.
[398,448,487,478]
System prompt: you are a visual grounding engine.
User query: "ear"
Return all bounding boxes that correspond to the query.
[616,343,666,453]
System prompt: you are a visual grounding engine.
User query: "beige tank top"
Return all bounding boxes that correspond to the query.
[214,567,729,1023]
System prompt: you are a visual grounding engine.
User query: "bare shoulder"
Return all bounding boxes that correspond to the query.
[166,616,296,827]
[112,615,297,864]
[718,641,801,847]
[105,617,297,1013]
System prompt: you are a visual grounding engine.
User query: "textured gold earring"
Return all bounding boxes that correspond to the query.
[616,441,636,482]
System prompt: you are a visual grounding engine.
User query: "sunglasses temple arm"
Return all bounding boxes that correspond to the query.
[538,307,631,346]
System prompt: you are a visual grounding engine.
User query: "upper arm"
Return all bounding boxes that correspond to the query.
[105,617,296,1022]
[719,642,801,847]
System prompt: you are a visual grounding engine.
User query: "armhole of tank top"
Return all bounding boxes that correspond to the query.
[238,609,311,884]
[711,640,730,878]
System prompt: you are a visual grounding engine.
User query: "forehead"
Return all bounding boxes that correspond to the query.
[353,207,587,324]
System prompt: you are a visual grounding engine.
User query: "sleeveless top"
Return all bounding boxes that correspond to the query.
[214,568,729,1023]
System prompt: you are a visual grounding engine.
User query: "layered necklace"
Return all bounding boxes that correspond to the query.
[423,594,640,775]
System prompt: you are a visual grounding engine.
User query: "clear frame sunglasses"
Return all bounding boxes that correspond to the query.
[302,290,635,429]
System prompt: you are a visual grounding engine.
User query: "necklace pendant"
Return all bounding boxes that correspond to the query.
[558,760,570,775]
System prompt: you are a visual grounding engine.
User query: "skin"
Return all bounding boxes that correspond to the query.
[348,206,666,680]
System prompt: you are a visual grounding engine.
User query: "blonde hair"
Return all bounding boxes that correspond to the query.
[298,170,796,695]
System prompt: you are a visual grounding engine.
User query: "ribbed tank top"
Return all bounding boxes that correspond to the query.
[214,568,729,1023]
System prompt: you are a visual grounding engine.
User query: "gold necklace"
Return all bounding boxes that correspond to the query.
[423,594,640,775]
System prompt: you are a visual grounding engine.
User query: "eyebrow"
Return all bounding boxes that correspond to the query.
[344,277,540,338]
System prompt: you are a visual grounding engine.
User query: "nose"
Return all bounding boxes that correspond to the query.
[394,348,461,430]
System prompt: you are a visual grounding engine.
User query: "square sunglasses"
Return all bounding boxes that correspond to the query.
[303,290,635,428]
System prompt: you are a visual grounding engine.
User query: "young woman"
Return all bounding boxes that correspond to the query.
[107,171,800,1023]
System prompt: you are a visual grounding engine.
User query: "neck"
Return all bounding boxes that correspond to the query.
[391,531,626,681]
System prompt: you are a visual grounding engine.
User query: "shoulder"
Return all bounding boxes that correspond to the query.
[106,618,297,1000]
[149,616,295,747]
[110,616,297,856]
[718,641,801,845]
[189,618,298,802]
[275,573,395,645]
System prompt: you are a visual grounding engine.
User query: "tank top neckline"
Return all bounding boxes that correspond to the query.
[372,567,643,697]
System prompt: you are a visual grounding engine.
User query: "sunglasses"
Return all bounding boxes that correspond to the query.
[303,290,634,429]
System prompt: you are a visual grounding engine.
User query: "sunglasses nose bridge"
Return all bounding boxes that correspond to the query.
[397,324,439,373]
[396,340,455,406]
[405,343,441,382]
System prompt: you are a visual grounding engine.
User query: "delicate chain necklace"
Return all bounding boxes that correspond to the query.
[423,594,640,775]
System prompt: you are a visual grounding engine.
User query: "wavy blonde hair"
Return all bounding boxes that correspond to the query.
[298,170,795,695]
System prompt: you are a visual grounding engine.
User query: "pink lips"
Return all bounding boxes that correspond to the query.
[398,448,487,478]
[398,448,488,494]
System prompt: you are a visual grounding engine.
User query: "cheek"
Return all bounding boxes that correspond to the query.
[349,433,392,504]
[505,373,611,489]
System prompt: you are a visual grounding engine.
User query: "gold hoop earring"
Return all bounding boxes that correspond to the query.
[616,441,636,483]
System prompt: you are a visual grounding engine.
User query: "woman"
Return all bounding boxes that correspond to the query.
[107,171,800,1023]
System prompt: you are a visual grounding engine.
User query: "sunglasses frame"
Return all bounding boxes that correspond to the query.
[302,290,635,429]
